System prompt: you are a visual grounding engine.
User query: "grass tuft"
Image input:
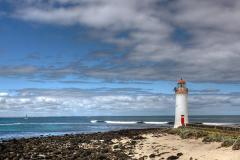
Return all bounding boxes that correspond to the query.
[232,138,240,150]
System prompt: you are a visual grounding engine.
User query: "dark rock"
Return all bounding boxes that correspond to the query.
[0,143,6,151]
[130,140,137,145]
[139,155,148,160]
[101,148,109,153]
[138,156,145,160]
[113,144,119,149]
[159,152,170,156]
[149,153,156,158]
[96,153,109,160]
[82,149,93,157]
[176,152,183,157]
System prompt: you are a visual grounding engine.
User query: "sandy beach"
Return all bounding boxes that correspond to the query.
[0,127,239,160]
[115,133,240,160]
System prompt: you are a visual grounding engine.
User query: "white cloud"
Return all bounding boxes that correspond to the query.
[0,88,239,116]
[0,92,8,96]
[35,96,58,103]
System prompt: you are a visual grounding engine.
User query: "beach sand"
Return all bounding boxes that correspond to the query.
[114,133,240,160]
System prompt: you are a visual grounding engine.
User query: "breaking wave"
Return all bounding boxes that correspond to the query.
[105,121,139,124]
[90,120,169,125]
[0,123,22,126]
[144,121,168,125]
[202,122,236,126]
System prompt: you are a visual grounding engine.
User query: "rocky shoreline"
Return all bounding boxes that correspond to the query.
[0,127,239,160]
[0,128,165,160]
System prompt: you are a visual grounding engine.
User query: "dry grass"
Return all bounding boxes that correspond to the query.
[166,127,240,150]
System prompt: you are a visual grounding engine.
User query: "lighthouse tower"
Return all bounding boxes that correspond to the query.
[174,78,189,128]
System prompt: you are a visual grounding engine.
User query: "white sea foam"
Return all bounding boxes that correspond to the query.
[203,122,235,126]
[0,123,22,126]
[90,120,98,123]
[144,121,168,125]
[105,121,137,124]
[90,120,169,125]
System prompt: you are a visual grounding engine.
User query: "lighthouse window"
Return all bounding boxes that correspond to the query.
[178,83,186,88]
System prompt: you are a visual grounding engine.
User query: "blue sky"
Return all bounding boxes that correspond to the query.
[0,0,240,116]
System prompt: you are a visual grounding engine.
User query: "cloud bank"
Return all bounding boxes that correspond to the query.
[0,88,239,117]
[0,0,238,83]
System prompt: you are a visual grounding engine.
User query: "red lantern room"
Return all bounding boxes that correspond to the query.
[178,79,186,84]
[174,78,188,94]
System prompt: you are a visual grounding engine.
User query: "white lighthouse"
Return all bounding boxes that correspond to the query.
[174,78,189,128]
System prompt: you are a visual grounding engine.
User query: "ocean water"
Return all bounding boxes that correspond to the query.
[0,115,239,139]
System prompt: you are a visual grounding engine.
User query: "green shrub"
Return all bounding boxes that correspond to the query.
[166,127,240,151]
[194,130,208,138]
[221,138,235,147]
[232,138,240,150]
[202,136,213,143]
[175,128,208,139]
[179,129,195,139]
[202,134,223,143]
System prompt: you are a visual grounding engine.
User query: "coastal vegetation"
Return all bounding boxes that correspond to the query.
[167,127,240,150]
